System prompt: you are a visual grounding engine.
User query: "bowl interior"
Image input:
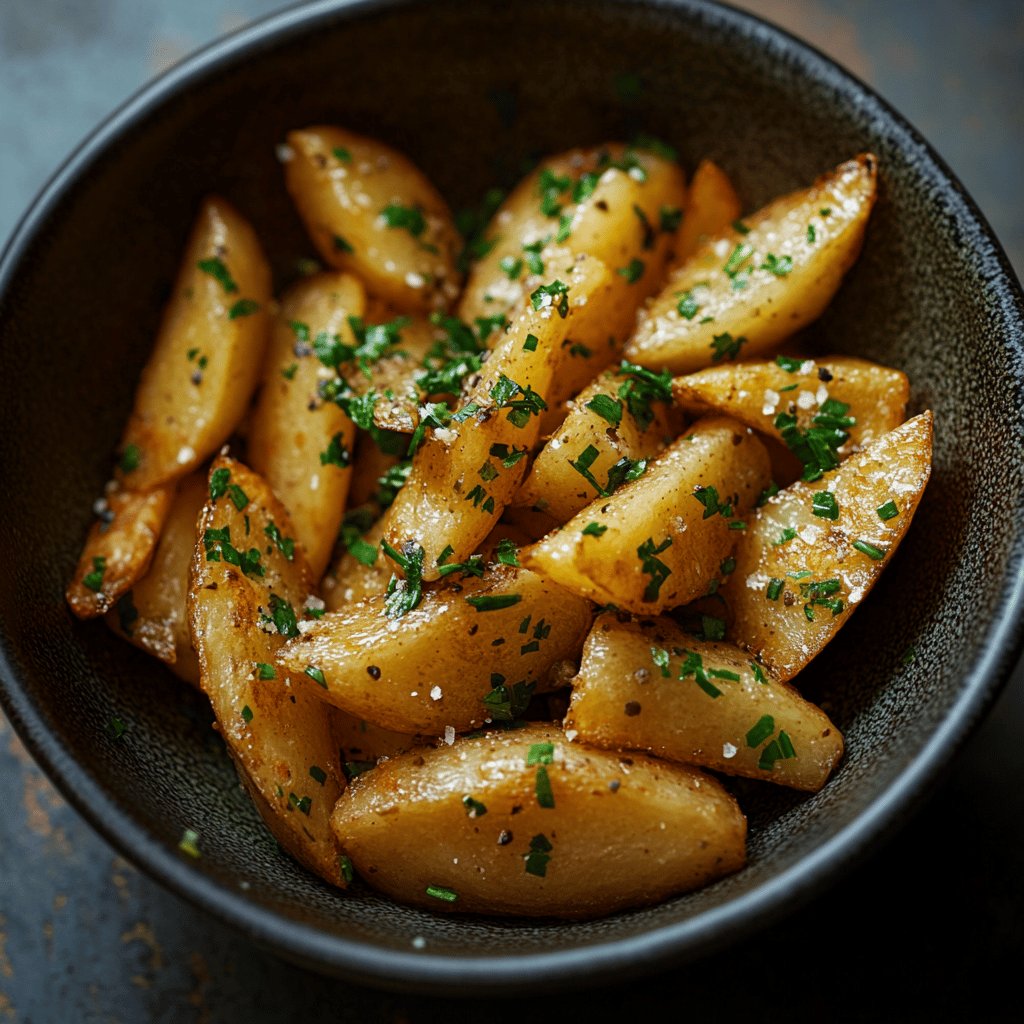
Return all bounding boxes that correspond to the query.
[1,0,1023,992]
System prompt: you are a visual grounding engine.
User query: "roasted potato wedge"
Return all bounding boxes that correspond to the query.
[515,364,678,523]
[283,126,462,313]
[672,356,909,454]
[331,725,745,917]
[117,197,272,490]
[673,159,742,265]
[66,485,173,619]
[248,272,366,578]
[626,155,877,373]
[104,471,206,683]
[566,614,843,791]
[278,564,592,735]
[380,255,614,580]
[188,458,346,885]
[522,416,770,612]
[718,411,933,681]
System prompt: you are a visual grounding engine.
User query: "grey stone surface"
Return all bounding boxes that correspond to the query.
[0,1,1021,1021]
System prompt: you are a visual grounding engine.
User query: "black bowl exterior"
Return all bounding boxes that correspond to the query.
[1,0,1023,995]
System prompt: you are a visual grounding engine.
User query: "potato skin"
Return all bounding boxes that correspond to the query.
[187,457,347,886]
[672,355,909,454]
[718,411,933,681]
[627,155,877,373]
[284,126,462,313]
[566,615,843,791]
[331,725,746,917]
[66,485,173,619]
[118,197,272,490]
[104,471,206,684]
[522,416,771,613]
[278,564,592,735]
[248,272,366,579]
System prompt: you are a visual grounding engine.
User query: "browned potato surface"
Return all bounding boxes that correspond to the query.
[331,725,746,917]
[188,457,346,885]
[673,159,742,265]
[522,416,770,612]
[278,564,592,735]
[626,155,877,373]
[283,126,462,313]
[672,356,909,454]
[515,364,678,523]
[104,471,206,684]
[66,485,173,619]
[718,411,933,681]
[248,272,366,578]
[118,197,272,490]
[566,615,843,791]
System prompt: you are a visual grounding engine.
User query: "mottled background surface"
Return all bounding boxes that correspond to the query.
[1,1,1022,1021]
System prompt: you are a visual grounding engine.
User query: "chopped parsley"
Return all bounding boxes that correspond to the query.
[761,253,793,277]
[585,393,623,426]
[304,665,327,688]
[676,289,701,320]
[82,556,106,592]
[758,730,797,770]
[490,374,547,427]
[482,676,535,721]
[495,538,520,567]
[202,527,264,578]
[877,500,899,521]
[381,541,426,618]
[256,662,275,680]
[775,396,855,481]
[710,331,746,363]
[530,280,570,318]
[853,539,887,560]
[524,833,552,877]
[119,444,141,474]
[582,522,607,537]
[425,884,458,903]
[812,491,839,520]
[266,594,299,638]
[197,256,238,293]
[677,650,723,699]
[692,485,733,520]
[618,258,645,283]
[466,593,522,612]
[500,255,524,280]
[463,796,488,817]
[380,203,426,237]
[660,205,683,232]
[228,298,260,319]
[746,715,775,748]
[319,433,352,469]
[637,536,672,602]
[616,361,672,430]
[241,705,254,724]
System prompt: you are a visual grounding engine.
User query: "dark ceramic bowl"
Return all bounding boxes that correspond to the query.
[1,0,1023,995]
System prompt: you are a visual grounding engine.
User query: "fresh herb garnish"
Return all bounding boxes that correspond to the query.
[381,541,426,618]
[197,257,238,293]
[637,536,672,602]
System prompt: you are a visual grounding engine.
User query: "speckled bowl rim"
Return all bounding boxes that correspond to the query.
[1,0,1023,996]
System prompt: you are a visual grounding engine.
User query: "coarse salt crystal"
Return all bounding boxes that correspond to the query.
[799,524,822,545]
[444,725,455,745]
[565,729,578,742]
[816,385,829,405]
[723,742,738,759]
[176,446,196,465]
[762,388,780,416]
[430,685,442,701]
[796,390,817,410]
[405,271,426,289]
[275,143,294,163]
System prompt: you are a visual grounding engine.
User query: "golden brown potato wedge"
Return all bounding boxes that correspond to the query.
[283,126,462,313]
[117,197,272,490]
[626,155,877,373]
[66,485,173,619]
[104,471,206,684]
[673,158,742,265]
[188,457,346,885]
[331,724,745,917]
[566,614,843,791]
[248,272,366,579]
[460,143,684,324]
[515,364,678,523]
[672,356,909,455]
[522,416,770,613]
[278,563,592,735]
[380,255,614,581]
[718,411,933,681]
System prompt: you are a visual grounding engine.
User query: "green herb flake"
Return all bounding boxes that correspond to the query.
[256,662,275,680]
[853,539,887,560]
[108,716,127,739]
[807,223,817,243]
[651,646,671,678]
[530,279,570,318]
[264,521,295,561]
[660,205,683,233]
[582,522,607,538]
[586,393,623,426]
[524,833,553,877]
[197,256,238,294]
[637,536,672,602]
[288,792,312,815]
[877,500,900,521]
[304,665,327,688]
[228,298,260,319]
[267,594,299,638]
[617,258,645,284]
[241,705,254,723]
[761,253,794,277]
[82,556,107,593]
[766,578,784,601]
[710,331,746,363]
[339,854,354,884]
[281,362,298,380]
[750,661,767,684]
[425,884,458,903]
[482,677,535,721]
[535,765,555,808]
[466,593,522,612]
[227,483,249,511]
[495,538,520,567]
[119,444,142,474]
[209,467,231,500]
[309,765,327,785]
[527,742,554,766]
[332,146,352,163]
[380,203,426,237]
[812,491,839,521]
[381,541,426,618]
[319,433,352,469]
[676,289,701,320]
[746,715,775,748]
